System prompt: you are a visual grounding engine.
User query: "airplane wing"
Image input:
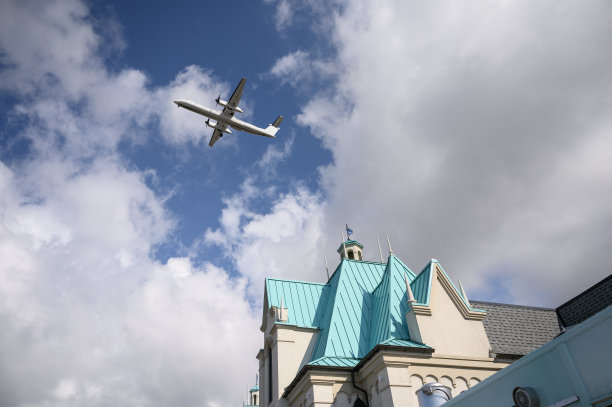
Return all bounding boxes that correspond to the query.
[209,128,223,147]
[227,78,245,110]
[208,121,229,147]
[219,78,246,120]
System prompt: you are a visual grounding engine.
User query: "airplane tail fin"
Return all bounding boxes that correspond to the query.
[264,116,284,137]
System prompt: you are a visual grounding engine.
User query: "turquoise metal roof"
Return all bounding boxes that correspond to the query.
[265,278,328,328]
[308,356,360,367]
[369,255,417,348]
[249,385,259,392]
[264,255,467,366]
[379,338,432,348]
[311,259,387,360]
[410,260,434,305]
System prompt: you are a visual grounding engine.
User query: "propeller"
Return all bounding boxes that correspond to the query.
[215,95,221,105]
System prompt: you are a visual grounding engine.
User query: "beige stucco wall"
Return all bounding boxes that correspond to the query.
[285,352,509,407]
[259,322,319,407]
[410,269,491,358]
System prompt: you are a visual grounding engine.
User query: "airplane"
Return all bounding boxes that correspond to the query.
[174,78,283,147]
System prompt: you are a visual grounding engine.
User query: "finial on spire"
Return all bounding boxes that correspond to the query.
[405,273,416,304]
[458,280,471,307]
[386,233,393,255]
[377,234,384,263]
[324,256,330,280]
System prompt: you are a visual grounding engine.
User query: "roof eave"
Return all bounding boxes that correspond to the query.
[282,363,354,399]
[355,342,435,371]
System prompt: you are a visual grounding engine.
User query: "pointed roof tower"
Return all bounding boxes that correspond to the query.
[369,254,417,348]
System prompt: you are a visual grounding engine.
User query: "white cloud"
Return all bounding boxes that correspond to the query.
[264,0,339,32]
[274,0,293,31]
[246,0,612,307]
[269,50,337,92]
[270,50,310,81]
[206,183,326,299]
[0,1,260,406]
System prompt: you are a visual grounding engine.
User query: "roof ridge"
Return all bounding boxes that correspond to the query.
[343,259,387,265]
[470,300,555,311]
[388,254,417,279]
[310,262,345,361]
[266,277,326,286]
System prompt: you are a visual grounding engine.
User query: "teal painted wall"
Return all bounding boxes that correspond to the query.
[443,306,612,407]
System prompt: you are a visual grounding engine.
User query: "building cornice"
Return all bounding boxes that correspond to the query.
[434,264,486,321]
[283,365,353,401]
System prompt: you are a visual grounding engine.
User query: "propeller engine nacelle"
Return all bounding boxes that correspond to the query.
[215,95,244,113]
[205,119,232,134]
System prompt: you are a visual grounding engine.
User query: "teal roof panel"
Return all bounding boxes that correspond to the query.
[308,356,360,367]
[411,260,434,305]
[370,256,417,347]
[266,278,328,328]
[379,338,432,349]
[311,259,386,360]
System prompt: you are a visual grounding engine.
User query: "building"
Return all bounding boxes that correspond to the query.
[256,239,560,407]
[442,275,612,407]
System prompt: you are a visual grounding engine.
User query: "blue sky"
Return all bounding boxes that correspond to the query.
[91,0,332,268]
[2,1,612,406]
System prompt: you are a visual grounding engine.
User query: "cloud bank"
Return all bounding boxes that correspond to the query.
[1,1,258,406]
[231,0,612,306]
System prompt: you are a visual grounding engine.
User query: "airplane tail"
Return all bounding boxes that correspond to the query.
[264,116,284,137]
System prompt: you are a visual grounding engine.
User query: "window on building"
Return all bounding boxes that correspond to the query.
[348,250,354,259]
[268,349,273,403]
[254,395,258,405]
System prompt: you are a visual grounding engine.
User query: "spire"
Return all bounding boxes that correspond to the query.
[276,296,288,322]
[405,273,416,304]
[458,280,471,308]
[386,234,394,255]
[324,256,330,280]
[377,234,384,263]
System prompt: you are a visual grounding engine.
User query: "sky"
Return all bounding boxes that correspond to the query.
[1,0,611,406]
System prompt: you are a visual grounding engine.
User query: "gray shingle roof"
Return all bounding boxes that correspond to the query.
[556,274,612,328]
[470,301,560,357]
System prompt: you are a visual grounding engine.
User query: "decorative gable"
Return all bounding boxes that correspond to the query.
[405,260,491,358]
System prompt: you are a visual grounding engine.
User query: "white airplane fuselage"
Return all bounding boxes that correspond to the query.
[174,99,275,138]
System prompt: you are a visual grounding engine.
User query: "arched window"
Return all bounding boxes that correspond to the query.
[348,250,354,259]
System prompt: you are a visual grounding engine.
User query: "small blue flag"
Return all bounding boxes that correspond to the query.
[346,224,353,237]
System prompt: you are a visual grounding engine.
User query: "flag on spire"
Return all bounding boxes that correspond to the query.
[345,224,353,238]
